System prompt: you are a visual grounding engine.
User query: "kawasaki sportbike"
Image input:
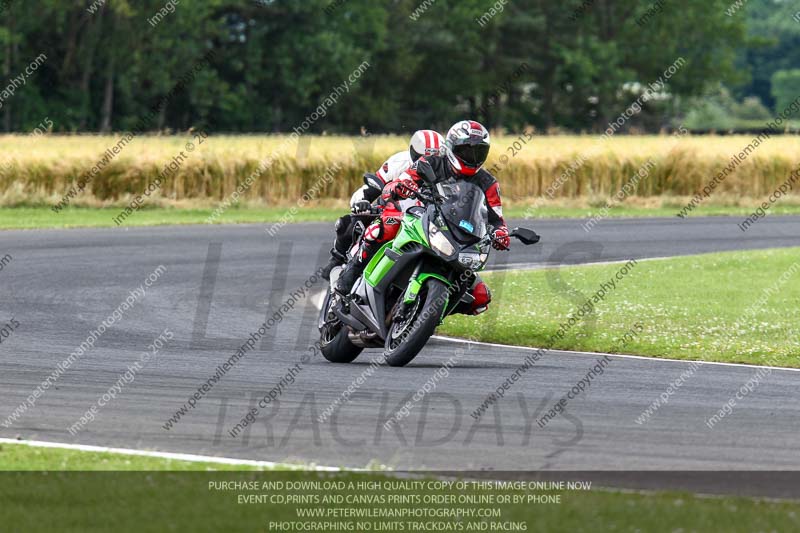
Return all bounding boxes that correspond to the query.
[318,174,540,367]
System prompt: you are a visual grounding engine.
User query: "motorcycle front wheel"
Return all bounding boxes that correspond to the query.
[383,279,449,367]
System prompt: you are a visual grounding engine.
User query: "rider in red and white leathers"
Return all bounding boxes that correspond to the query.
[336,120,508,315]
[321,130,445,279]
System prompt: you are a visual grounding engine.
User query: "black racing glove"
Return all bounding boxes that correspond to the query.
[351,200,372,214]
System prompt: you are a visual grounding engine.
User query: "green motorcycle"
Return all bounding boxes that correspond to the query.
[318,175,540,367]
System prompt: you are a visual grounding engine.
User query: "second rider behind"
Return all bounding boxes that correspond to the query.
[321,129,445,279]
[336,120,510,315]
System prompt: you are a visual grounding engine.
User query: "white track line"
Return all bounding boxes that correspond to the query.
[0,438,345,471]
[477,254,800,372]
[311,287,799,373]
[486,255,673,273]
[4,439,791,501]
[432,335,800,373]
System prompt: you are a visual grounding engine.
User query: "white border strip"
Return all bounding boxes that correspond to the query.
[486,255,674,273]
[3,440,792,501]
[0,438,346,471]
[311,281,800,374]
[432,335,800,373]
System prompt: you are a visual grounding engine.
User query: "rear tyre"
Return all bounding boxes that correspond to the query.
[383,280,449,367]
[319,290,363,363]
[321,328,362,363]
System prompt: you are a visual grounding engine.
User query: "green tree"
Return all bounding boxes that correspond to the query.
[0,0,754,133]
[735,0,800,110]
[771,69,800,115]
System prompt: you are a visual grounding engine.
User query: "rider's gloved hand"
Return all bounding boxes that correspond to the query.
[351,200,372,214]
[492,225,511,251]
[382,177,419,201]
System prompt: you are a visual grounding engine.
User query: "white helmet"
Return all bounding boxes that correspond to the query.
[409,130,445,161]
[445,120,490,176]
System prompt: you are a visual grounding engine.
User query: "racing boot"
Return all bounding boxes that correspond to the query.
[335,238,381,296]
[321,246,347,281]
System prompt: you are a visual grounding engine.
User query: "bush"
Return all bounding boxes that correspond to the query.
[771,70,800,116]
[733,97,771,120]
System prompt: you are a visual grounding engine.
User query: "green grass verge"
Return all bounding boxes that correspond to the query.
[3,203,800,229]
[0,441,279,471]
[1,443,797,533]
[0,206,345,229]
[440,247,800,367]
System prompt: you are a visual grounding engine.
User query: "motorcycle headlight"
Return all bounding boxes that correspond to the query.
[428,222,455,256]
[458,252,481,268]
[458,252,490,269]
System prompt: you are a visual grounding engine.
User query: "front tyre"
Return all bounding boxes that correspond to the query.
[319,290,363,363]
[383,279,449,367]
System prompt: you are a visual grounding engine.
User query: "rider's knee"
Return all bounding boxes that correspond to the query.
[334,214,352,237]
[363,222,383,243]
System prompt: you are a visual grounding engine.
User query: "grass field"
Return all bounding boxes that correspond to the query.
[1,442,797,533]
[440,247,800,367]
[2,134,800,211]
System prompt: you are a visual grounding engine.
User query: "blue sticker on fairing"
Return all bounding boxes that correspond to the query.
[459,220,474,232]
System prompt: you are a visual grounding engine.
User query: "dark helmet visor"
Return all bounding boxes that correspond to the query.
[453,142,489,167]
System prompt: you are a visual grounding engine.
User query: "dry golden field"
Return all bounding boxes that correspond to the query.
[1,133,798,208]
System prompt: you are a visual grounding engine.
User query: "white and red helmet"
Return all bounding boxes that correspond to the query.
[445,120,490,176]
[409,129,445,161]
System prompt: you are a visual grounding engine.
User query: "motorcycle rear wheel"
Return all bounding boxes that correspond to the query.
[319,291,363,363]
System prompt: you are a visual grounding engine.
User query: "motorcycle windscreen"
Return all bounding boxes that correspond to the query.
[436,180,489,242]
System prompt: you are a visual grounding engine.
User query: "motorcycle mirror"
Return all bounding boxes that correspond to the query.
[510,227,540,245]
[363,173,383,191]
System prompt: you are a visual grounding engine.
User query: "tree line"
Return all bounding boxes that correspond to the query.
[0,0,793,134]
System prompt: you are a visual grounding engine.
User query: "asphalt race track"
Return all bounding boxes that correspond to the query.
[1,215,799,496]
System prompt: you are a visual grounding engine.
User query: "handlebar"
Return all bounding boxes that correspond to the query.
[412,189,435,203]
[481,227,541,247]
[351,205,383,217]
